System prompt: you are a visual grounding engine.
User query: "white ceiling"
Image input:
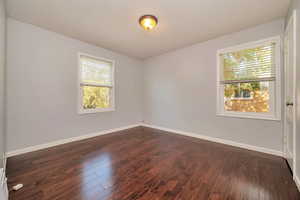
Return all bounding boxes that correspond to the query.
[6,0,290,59]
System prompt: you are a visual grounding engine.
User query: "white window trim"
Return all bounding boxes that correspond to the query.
[78,52,115,114]
[216,36,281,121]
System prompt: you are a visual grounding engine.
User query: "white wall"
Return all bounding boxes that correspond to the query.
[287,0,300,187]
[0,0,5,168]
[143,19,285,152]
[6,18,143,152]
[5,17,287,155]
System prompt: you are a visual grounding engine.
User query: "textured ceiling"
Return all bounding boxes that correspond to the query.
[6,0,290,59]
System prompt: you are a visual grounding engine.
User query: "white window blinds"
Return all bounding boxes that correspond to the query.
[220,42,276,84]
[80,55,113,86]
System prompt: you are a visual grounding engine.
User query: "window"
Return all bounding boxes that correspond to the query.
[78,53,115,114]
[217,37,281,120]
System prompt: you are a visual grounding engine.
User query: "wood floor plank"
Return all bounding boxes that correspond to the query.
[6,126,300,200]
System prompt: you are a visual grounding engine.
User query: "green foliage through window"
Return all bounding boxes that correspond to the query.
[224,82,270,113]
[82,86,110,109]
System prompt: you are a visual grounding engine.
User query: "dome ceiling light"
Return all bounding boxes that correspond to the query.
[139,15,158,31]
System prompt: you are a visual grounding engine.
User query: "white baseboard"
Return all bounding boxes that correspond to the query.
[287,148,293,159]
[142,123,283,157]
[2,154,6,175]
[0,168,8,200]
[6,123,142,157]
[295,175,300,192]
[5,122,284,158]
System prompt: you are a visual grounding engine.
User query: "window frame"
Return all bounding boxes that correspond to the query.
[78,52,115,114]
[216,36,281,121]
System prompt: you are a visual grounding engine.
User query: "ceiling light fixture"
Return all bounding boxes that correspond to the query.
[139,15,158,31]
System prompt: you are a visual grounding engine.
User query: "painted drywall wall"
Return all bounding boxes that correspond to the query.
[143,19,284,152]
[6,18,143,152]
[287,0,300,186]
[5,16,287,155]
[0,0,5,168]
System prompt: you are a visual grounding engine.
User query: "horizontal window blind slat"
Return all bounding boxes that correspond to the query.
[80,82,113,88]
[220,77,275,84]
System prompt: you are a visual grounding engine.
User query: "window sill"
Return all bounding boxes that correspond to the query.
[78,107,115,114]
[216,113,281,121]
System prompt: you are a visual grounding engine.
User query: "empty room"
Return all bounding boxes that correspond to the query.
[0,0,300,199]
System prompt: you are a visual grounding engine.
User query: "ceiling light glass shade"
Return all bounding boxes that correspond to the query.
[139,15,158,30]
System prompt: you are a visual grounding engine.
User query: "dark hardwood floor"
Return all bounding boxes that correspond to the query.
[7,126,300,200]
